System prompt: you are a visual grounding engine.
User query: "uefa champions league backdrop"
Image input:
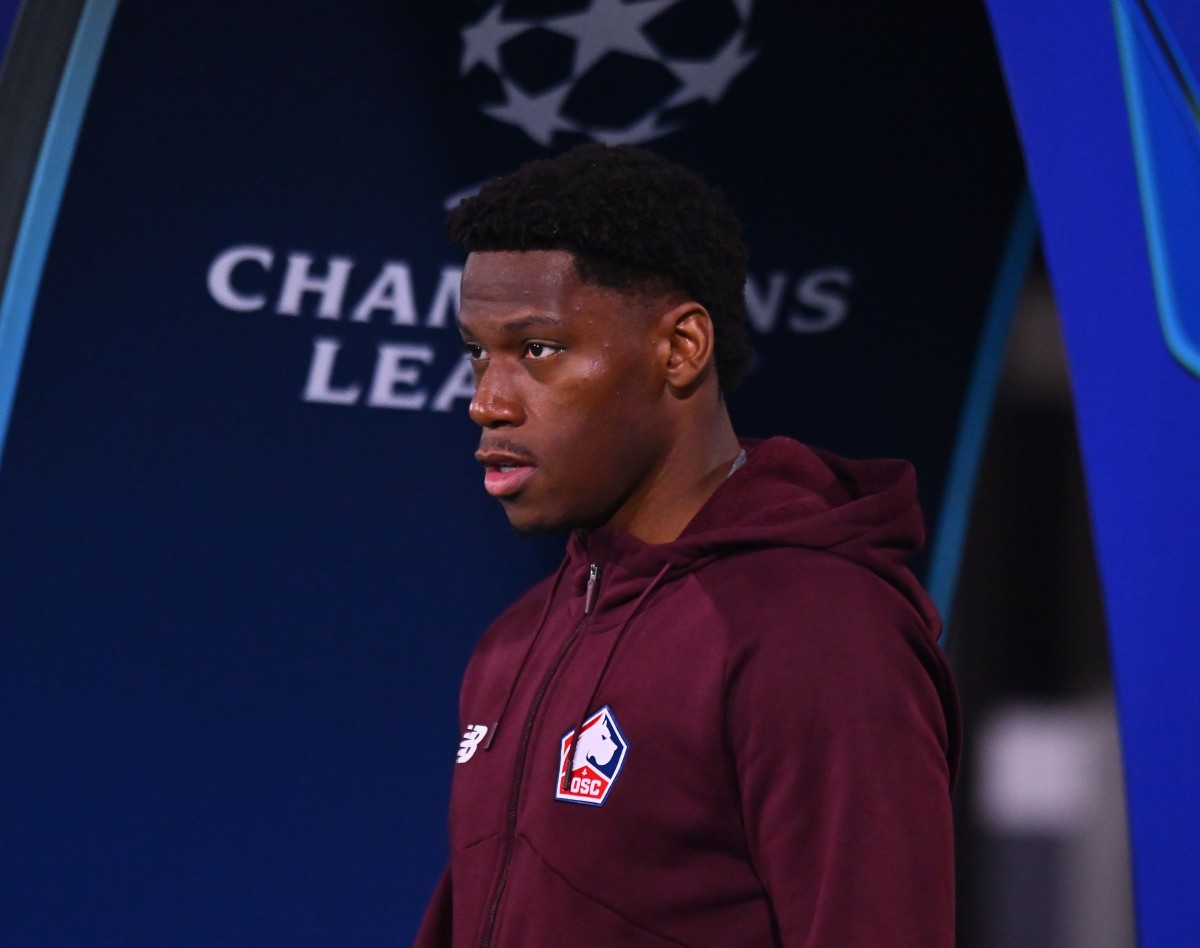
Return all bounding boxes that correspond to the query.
[0,1,1023,943]
[989,0,1200,944]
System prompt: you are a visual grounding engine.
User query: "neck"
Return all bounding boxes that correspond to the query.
[610,401,742,544]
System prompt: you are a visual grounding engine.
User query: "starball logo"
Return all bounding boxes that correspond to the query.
[203,0,853,414]
[459,0,757,147]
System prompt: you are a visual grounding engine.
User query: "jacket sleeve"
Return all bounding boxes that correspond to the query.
[723,558,958,947]
[412,865,452,948]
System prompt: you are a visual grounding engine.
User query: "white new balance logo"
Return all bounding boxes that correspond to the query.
[456,724,489,763]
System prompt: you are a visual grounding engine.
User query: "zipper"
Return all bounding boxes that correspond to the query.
[480,563,600,948]
[583,563,598,613]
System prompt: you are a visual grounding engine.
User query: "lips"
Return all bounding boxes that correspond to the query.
[476,444,538,499]
[482,464,536,497]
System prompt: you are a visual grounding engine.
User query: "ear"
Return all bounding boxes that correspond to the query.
[659,301,716,392]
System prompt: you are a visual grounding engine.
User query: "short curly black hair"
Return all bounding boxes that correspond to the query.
[446,143,753,392]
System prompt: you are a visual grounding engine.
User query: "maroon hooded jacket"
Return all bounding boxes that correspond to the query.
[416,437,960,947]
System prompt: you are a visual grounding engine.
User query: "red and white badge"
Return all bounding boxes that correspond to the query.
[555,706,629,806]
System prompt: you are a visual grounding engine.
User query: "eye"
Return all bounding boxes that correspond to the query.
[523,342,559,360]
[462,342,487,361]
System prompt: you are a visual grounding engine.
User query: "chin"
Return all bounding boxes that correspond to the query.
[509,521,570,538]
[501,499,593,538]
[502,506,570,538]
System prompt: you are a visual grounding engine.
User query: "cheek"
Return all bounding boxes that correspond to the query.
[539,361,622,419]
[580,349,658,402]
[532,352,660,462]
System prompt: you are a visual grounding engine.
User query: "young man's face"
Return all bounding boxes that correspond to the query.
[457,249,673,535]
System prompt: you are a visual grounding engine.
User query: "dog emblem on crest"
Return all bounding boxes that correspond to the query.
[555,706,629,806]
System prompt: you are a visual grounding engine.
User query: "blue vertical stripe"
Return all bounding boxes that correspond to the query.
[0,0,22,62]
[926,188,1038,643]
[0,0,121,468]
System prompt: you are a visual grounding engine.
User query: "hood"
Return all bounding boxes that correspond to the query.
[500,435,940,773]
[569,436,938,637]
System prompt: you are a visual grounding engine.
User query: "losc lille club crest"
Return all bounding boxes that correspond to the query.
[555,706,629,806]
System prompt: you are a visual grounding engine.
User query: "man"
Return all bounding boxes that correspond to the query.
[416,144,959,947]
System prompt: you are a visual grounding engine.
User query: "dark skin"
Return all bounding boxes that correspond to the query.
[458,249,742,543]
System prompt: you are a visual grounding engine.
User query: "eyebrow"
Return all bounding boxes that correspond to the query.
[501,313,562,331]
[458,313,563,334]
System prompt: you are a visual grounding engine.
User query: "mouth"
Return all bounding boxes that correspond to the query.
[475,446,537,499]
[482,464,537,498]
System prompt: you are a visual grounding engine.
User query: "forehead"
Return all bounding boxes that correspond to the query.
[458,250,656,341]
[460,250,583,310]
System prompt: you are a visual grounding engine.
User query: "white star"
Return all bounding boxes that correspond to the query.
[483,78,576,146]
[664,33,756,108]
[442,178,489,211]
[544,0,680,75]
[731,0,754,22]
[588,109,681,145]
[460,4,531,74]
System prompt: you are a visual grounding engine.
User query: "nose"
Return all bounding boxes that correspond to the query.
[468,364,525,428]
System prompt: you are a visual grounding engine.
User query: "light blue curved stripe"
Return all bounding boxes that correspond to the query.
[1115,1,1174,362]
[0,0,120,469]
[1115,0,1200,378]
[927,188,1038,645]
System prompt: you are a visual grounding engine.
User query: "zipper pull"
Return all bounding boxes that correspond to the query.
[584,563,600,614]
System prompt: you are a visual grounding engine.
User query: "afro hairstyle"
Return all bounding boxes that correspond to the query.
[445,143,754,392]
